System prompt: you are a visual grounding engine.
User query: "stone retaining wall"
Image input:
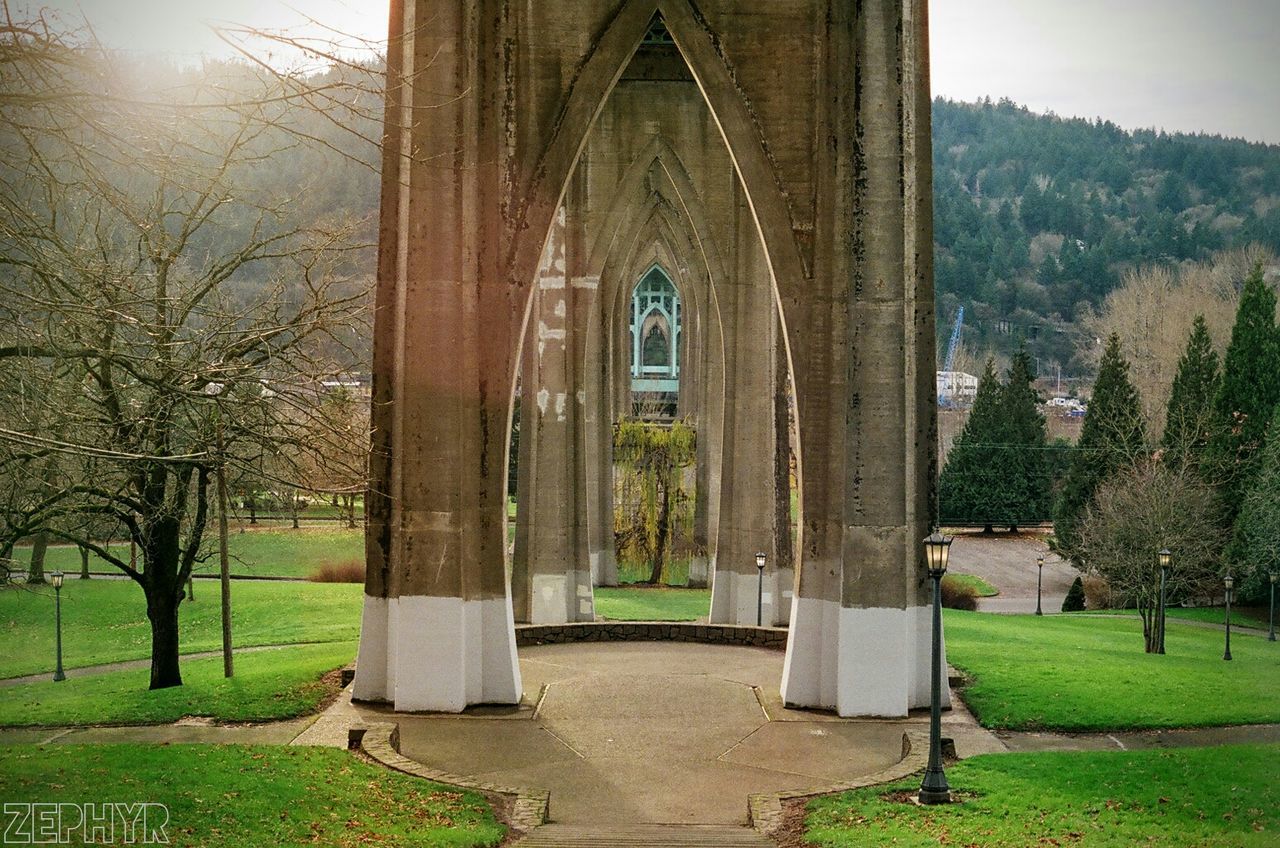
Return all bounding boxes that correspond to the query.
[515,621,788,649]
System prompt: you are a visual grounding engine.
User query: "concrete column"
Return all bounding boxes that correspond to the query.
[355,0,521,712]
[780,0,944,716]
[710,187,781,626]
[511,204,596,624]
[583,273,619,588]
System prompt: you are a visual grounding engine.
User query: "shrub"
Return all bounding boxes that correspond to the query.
[1081,574,1112,611]
[308,561,365,583]
[1061,576,1086,612]
[941,575,979,611]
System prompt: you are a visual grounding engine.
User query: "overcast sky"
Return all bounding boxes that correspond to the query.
[30,0,1280,143]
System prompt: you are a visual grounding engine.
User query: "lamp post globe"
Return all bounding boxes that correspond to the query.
[1223,574,1234,661]
[51,571,66,682]
[919,529,953,805]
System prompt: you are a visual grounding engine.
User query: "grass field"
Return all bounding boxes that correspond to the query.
[0,580,361,679]
[0,743,503,847]
[615,558,693,586]
[594,587,710,621]
[25,526,364,580]
[945,610,1280,730]
[946,573,1000,597]
[805,744,1279,848]
[0,641,355,727]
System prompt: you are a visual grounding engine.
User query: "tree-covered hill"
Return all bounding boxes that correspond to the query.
[48,52,1280,382]
[933,97,1280,373]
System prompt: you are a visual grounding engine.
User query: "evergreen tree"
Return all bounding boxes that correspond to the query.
[1055,334,1146,553]
[1203,265,1280,523]
[1061,576,1086,612]
[939,359,1005,529]
[1000,348,1051,524]
[1162,315,1220,470]
[939,353,1052,528]
[1227,401,1280,603]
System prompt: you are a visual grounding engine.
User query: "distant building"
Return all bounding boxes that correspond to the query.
[936,371,978,405]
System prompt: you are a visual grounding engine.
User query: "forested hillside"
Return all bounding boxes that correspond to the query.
[933,97,1280,373]
[166,59,1280,380]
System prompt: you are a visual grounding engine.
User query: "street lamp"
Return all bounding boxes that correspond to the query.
[1035,554,1045,616]
[1157,549,1171,655]
[755,552,767,627]
[1269,572,1276,643]
[1223,574,1234,662]
[51,571,66,682]
[919,530,954,805]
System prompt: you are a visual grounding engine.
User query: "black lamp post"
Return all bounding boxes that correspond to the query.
[919,530,953,805]
[51,571,66,682]
[1035,554,1044,616]
[1269,572,1276,643]
[1223,574,1234,662]
[755,552,767,627]
[1157,549,1171,655]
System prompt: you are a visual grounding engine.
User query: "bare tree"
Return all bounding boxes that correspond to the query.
[1085,246,1279,434]
[1075,459,1226,653]
[0,14,369,688]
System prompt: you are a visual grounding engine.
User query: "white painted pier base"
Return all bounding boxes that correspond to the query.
[353,595,523,712]
[709,568,795,627]
[780,598,948,717]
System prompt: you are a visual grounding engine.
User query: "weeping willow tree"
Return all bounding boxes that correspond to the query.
[614,421,696,584]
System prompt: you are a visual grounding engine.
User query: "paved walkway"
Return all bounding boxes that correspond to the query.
[947,530,1079,614]
[0,642,337,688]
[322,642,1003,826]
[997,723,1280,753]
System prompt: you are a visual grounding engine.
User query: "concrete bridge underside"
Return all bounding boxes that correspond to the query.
[355,0,947,718]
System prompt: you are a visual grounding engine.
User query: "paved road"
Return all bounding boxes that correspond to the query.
[947,530,1080,614]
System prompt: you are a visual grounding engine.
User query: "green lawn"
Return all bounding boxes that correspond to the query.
[946,573,999,597]
[0,580,361,679]
[28,526,365,580]
[616,558,693,586]
[945,610,1280,730]
[0,743,503,848]
[0,641,355,727]
[806,744,1279,848]
[594,587,710,621]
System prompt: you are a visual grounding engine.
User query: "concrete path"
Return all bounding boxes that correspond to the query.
[510,824,774,847]
[0,642,339,688]
[947,530,1079,614]
[0,716,317,746]
[998,723,1280,753]
[333,642,1004,826]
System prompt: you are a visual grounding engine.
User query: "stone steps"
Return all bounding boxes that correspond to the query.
[511,824,775,847]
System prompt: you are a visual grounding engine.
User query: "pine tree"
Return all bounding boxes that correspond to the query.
[939,353,1053,528]
[1203,265,1280,523]
[939,359,1005,529]
[1061,576,1086,612]
[1055,334,1146,553]
[1162,315,1220,470]
[1227,401,1280,603]
[1000,348,1051,524]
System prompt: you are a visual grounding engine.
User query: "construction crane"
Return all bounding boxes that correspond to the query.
[938,306,965,407]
